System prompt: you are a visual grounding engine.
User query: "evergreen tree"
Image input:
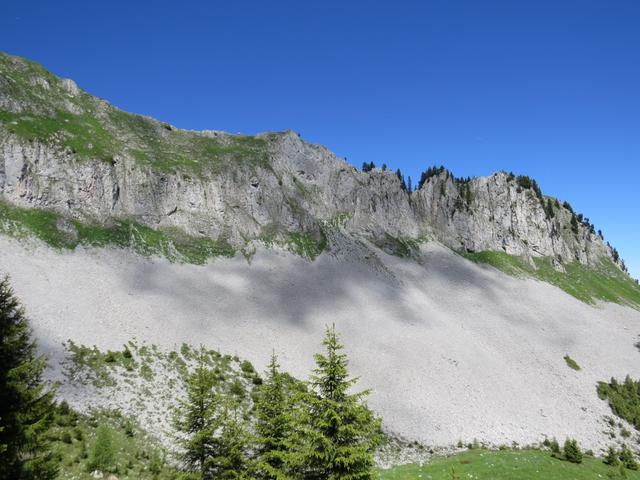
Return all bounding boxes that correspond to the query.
[0,276,57,480]
[570,214,579,234]
[301,325,381,479]
[604,446,620,466]
[563,438,583,463]
[619,444,638,470]
[175,348,220,480]
[407,176,412,193]
[207,399,251,479]
[89,424,116,473]
[254,352,293,479]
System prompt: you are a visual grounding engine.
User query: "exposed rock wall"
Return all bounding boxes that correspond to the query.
[0,51,621,268]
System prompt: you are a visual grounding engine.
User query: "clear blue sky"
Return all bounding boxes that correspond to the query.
[1,1,638,278]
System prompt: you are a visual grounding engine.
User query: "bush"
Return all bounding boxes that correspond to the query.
[597,376,640,430]
[564,355,581,371]
[61,431,72,444]
[605,446,620,466]
[619,444,638,470]
[563,438,583,464]
[549,437,561,455]
[89,424,116,473]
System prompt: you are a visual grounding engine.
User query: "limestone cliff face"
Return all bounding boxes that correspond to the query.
[0,52,622,269]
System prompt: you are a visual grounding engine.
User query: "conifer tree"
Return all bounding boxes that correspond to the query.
[89,424,116,473]
[0,276,57,480]
[207,399,251,479]
[255,352,293,479]
[619,444,638,470]
[175,347,220,480]
[604,446,620,466]
[301,325,381,479]
[563,438,583,464]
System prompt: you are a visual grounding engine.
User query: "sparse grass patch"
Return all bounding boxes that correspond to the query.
[564,355,581,371]
[463,251,640,307]
[0,199,235,264]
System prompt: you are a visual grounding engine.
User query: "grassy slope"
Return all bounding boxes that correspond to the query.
[0,199,235,264]
[378,449,640,480]
[0,52,270,176]
[463,251,640,308]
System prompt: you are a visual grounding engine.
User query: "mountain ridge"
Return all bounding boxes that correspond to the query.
[0,51,634,285]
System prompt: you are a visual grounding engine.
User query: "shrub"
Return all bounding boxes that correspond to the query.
[549,437,561,455]
[564,355,581,371]
[619,444,638,470]
[89,424,116,473]
[605,446,620,466]
[563,438,583,463]
[61,431,72,444]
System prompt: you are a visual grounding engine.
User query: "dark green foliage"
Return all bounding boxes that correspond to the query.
[361,162,376,172]
[418,165,447,189]
[0,276,58,479]
[549,437,561,456]
[254,353,293,479]
[598,376,640,430]
[175,348,221,479]
[395,168,407,191]
[89,424,117,473]
[299,325,382,479]
[545,198,555,219]
[571,214,580,234]
[563,438,583,464]
[563,201,574,213]
[605,446,621,466]
[619,444,638,470]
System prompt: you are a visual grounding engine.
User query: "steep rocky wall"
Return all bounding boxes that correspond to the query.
[0,51,621,269]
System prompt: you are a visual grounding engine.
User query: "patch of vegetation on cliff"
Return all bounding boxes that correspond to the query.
[47,404,177,479]
[0,53,271,176]
[597,376,640,430]
[374,234,426,258]
[378,448,640,480]
[286,231,327,261]
[0,199,235,264]
[463,251,640,307]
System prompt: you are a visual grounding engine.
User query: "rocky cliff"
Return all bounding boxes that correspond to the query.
[0,52,624,270]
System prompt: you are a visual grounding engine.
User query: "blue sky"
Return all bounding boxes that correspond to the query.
[1,1,638,278]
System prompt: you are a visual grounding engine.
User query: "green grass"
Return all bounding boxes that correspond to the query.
[564,355,581,371]
[463,251,640,308]
[286,231,327,261]
[47,405,178,479]
[377,449,640,480]
[1,52,271,177]
[0,199,235,264]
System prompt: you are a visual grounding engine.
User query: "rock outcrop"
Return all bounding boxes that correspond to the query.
[0,52,623,269]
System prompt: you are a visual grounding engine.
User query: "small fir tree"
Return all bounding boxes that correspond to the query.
[300,324,382,479]
[174,347,220,480]
[605,446,620,466]
[0,276,57,480]
[563,438,583,464]
[619,444,638,470]
[254,352,293,479]
[89,424,116,473]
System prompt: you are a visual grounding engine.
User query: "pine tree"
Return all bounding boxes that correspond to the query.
[255,353,293,479]
[619,444,638,470]
[563,438,583,463]
[174,347,220,480]
[207,399,251,479]
[301,325,381,479]
[604,446,620,466]
[0,276,57,480]
[89,424,116,473]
